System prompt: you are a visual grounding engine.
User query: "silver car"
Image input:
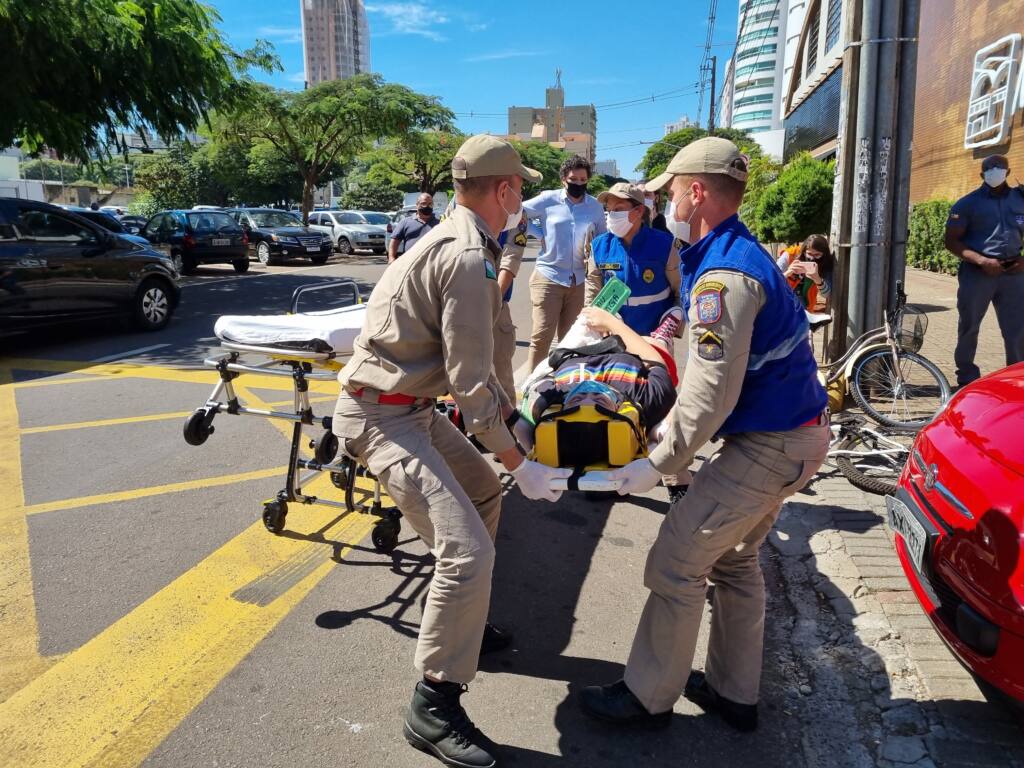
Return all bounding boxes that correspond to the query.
[308,210,387,255]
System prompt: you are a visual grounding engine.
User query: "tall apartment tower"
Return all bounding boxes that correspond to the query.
[722,0,805,159]
[300,0,371,86]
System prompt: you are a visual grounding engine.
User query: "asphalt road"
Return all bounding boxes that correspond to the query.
[0,246,809,768]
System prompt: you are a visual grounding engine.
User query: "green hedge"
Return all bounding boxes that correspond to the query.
[907,199,958,274]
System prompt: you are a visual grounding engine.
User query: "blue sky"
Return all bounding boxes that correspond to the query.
[212,1,740,178]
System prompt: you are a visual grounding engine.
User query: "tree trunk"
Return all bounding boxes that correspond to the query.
[301,176,316,225]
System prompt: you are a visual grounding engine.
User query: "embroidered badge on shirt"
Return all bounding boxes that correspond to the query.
[643,268,655,284]
[697,330,724,360]
[514,232,528,246]
[484,260,497,280]
[694,280,725,324]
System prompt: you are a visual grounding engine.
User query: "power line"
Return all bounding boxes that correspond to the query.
[696,0,719,124]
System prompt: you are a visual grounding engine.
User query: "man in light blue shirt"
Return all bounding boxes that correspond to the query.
[522,154,608,371]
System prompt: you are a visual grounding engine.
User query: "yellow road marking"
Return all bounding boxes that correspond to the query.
[12,376,111,389]
[0,477,377,768]
[0,369,56,703]
[23,466,289,517]
[0,357,339,395]
[19,395,337,435]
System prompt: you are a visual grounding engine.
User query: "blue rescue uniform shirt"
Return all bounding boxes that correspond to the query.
[947,185,1024,261]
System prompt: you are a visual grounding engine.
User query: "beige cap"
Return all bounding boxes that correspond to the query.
[645,137,749,192]
[597,182,645,206]
[451,134,542,183]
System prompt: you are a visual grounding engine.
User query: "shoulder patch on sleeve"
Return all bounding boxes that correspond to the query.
[697,330,724,360]
[694,279,726,324]
[514,232,527,247]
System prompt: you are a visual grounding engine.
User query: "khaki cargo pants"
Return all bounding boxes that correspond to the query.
[333,391,503,684]
[623,422,829,712]
[526,270,585,372]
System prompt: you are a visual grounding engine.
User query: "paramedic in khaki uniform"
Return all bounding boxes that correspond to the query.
[579,137,830,733]
[333,134,571,768]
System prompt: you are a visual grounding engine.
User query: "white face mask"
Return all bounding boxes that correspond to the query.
[501,185,523,232]
[984,167,1009,187]
[606,210,634,238]
[666,198,694,243]
[644,199,655,215]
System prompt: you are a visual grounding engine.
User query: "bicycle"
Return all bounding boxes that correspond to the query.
[823,412,912,496]
[808,280,951,432]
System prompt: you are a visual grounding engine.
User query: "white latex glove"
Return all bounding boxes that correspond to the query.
[607,458,662,496]
[510,460,573,502]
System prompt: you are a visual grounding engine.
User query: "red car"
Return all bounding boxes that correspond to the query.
[888,362,1024,710]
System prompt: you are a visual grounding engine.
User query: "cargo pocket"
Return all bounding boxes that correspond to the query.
[779,429,829,496]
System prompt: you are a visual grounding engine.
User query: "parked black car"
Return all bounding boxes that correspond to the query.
[0,198,180,335]
[119,215,149,235]
[142,209,248,274]
[61,206,150,246]
[224,208,332,266]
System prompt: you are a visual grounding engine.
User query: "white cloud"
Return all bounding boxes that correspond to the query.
[463,50,545,63]
[258,25,303,44]
[366,3,449,41]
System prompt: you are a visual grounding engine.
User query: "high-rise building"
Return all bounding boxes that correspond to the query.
[664,115,697,135]
[507,70,597,162]
[300,0,370,86]
[594,159,620,177]
[721,0,806,159]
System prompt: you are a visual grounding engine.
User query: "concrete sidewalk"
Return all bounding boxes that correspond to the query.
[780,266,1023,767]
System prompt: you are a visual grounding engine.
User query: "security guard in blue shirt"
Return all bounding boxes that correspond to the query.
[580,138,829,734]
[586,182,681,336]
[944,154,1024,386]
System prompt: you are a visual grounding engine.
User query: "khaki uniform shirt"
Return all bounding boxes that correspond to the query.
[648,269,765,475]
[338,204,515,454]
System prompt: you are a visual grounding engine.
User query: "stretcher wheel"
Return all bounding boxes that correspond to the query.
[314,433,339,464]
[262,500,287,534]
[183,409,214,446]
[371,518,400,553]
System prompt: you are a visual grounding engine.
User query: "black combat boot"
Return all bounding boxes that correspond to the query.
[480,622,513,655]
[683,670,758,732]
[404,680,497,768]
[578,680,672,728]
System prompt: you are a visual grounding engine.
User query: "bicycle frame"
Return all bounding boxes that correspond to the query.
[819,283,908,386]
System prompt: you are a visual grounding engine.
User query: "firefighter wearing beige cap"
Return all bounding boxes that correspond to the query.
[579,137,829,733]
[333,133,572,768]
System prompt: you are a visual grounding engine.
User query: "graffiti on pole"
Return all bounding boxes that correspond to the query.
[854,137,872,237]
[964,34,1023,149]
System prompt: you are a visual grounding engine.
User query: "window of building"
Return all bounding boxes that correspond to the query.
[735,77,776,93]
[736,44,777,63]
[805,10,821,77]
[733,110,774,124]
[735,60,776,79]
[735,93,775,108]
[740,0,776,13]
[824,0,842,52]
[738,27,778,46]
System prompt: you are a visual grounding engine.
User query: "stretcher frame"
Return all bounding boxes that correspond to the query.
[182,279,403,552]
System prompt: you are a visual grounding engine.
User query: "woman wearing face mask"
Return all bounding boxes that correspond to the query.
[640,183,670,233]
[776,234,834,310]
[521,155,608,372]
[586,182,681,338]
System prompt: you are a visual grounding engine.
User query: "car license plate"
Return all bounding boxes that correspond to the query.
[886,495,926,572]
[306,246,319,252]
[212,238,230,246]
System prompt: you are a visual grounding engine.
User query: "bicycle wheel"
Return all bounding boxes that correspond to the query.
[850,348,951,432]
[833,428,912,496]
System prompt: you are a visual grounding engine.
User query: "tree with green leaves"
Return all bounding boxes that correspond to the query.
[362,130,463,194]
[132,144,200,211]
[752,152,835,243]
[739,154,783,230]
[340,180,403,212]
[0,0,276,160]
[509,141,570,198]
[19,159,82,184]
[223,74,452,222]
[636,127,761,180]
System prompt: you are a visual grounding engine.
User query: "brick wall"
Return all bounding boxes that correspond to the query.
[910,0,1024,204]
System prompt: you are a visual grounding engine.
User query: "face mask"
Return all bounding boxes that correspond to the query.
[566,181,587,199]
[501,185,523,232]
[984,168,1008,187]
[417,206,433,216]
[606,210,634,238]
[644,199,655,215]
[665,199,694,244]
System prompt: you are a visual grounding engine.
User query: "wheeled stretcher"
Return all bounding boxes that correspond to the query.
[182,280,404,552]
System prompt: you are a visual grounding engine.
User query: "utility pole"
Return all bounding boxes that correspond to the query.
[708,55,718,133]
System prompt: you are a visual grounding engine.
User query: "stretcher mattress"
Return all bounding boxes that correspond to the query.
[214,304,367,354]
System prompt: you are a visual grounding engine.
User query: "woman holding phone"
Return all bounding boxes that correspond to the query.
[777,234,834,310]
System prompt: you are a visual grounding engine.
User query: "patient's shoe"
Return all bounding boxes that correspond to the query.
[651,306,684,345]
[666,484,689,505]
[579,680,671,728]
